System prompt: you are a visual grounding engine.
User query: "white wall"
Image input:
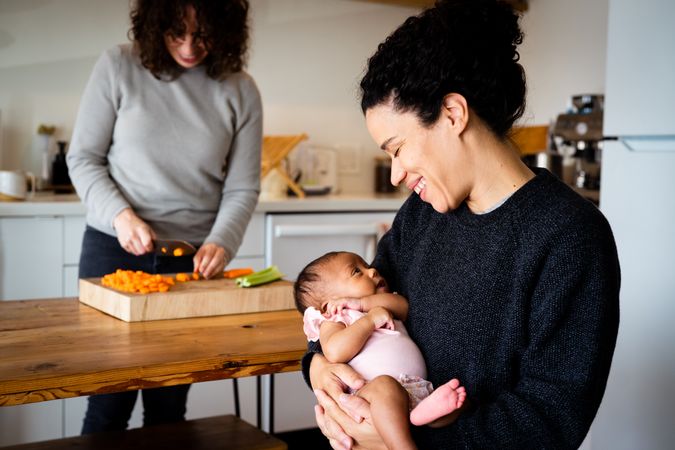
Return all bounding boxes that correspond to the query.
[520,0,609,126]
[0,0,609,193]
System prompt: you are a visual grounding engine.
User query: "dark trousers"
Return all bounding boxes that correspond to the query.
[79,226,195,434]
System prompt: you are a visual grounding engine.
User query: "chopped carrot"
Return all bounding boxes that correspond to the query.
[175,273,190,282]
[101,269,175,294]
[192,272,200,280]
[173,248,184,257]
[223,267,254,279]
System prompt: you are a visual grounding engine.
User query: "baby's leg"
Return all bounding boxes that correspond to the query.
[410,378,467,427]
[357,375,417,450]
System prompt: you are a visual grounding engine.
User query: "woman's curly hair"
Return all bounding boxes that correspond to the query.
[360,0,526,138]
[129,0,249,80]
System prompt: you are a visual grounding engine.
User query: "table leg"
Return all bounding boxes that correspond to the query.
[232,378,240,418]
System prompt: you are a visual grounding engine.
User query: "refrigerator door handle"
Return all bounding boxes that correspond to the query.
[621,136,675,153]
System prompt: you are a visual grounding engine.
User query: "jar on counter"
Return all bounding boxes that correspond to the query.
[374,157,397,193]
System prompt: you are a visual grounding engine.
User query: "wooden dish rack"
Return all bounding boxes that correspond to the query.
[261,134,308,198]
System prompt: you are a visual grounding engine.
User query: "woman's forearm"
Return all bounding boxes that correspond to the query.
[308,353,328,389]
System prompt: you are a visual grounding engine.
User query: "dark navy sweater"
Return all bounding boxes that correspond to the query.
[303,169,620,449]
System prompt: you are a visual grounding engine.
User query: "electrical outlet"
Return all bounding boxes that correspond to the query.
[336,143,361,174]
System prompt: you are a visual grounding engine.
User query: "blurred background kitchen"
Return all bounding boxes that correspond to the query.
[2,1,674,450]
[0,0,608,196]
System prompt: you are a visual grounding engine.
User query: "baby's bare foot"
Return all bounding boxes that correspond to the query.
[410,378,467,426]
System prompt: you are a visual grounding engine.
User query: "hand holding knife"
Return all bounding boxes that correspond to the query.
[155,239,227,279]
[114,208,224,279]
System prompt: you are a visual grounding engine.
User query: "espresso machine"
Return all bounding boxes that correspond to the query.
[552,94,604,191]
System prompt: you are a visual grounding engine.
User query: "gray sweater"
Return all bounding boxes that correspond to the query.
[67,44,262,258]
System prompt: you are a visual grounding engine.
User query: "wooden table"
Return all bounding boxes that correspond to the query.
[0,299,306,407]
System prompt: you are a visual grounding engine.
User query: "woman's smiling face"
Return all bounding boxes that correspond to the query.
[164,5,209,69]
[365,101,470,213]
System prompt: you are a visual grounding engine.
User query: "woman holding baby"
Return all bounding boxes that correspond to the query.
[303,0,621,449]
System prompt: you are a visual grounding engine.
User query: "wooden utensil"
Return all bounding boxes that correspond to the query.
[261,134,308,198]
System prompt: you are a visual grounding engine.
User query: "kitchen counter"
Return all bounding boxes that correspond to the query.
[0,191,410,217]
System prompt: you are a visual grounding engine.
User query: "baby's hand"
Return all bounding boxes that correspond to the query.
[323,298,362,317]
[366,306,394,331]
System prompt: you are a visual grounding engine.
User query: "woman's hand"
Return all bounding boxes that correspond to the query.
[315,390,386,450]
[310,354,385,450]
[113,208,155,255]
[194,243,228,279]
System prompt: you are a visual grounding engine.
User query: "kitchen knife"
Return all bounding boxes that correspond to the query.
[154,239,197,257]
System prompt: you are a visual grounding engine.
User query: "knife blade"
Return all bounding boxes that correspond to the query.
[154,239,197,257]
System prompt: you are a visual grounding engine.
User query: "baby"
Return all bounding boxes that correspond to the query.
[294,251,467,450]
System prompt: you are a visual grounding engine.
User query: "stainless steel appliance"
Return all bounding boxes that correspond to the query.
[287,144,339,195]
[551,94,604,191]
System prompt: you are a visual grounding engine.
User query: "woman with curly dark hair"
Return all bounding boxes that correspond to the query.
[67,0,261,434]
[303,1,620,449]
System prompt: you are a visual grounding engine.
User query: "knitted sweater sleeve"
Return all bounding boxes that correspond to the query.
[67,47,130,229]
[203,74,262,259]
[432,220,620,448]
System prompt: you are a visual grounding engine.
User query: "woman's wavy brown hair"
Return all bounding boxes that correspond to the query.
[129,0,249,80]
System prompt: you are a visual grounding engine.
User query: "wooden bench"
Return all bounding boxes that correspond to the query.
[4,415,287,450]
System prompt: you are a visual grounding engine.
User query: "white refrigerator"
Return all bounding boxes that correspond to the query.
[592,0,675,449]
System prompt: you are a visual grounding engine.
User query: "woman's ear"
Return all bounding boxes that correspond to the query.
[441,93,469,134]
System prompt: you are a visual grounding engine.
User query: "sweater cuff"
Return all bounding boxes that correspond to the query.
[301,340,323,389]
[106,201,131,231]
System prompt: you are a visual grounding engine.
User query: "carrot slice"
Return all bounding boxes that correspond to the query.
[223,267,254,279]
[175,273,190,282]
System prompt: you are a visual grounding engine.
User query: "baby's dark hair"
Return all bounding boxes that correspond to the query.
[360,0,526,138]
[293,251,342,314]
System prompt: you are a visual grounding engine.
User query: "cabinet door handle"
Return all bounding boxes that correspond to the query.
[274,224,380,238]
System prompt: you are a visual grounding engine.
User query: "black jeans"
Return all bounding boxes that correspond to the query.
[79,226,195,434]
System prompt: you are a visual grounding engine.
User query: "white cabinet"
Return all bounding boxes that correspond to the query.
[0,215,86,302]
[0,217,63,301]
[0,401,64,447]
[264,211,397,432]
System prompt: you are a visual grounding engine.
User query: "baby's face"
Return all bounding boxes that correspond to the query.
[318,252,390,304]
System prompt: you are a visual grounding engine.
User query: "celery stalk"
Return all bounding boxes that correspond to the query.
[235,265,284,287]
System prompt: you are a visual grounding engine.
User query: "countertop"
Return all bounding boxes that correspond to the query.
[0,191,410,217]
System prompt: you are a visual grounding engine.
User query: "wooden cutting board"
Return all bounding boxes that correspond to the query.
[79,277,295,322]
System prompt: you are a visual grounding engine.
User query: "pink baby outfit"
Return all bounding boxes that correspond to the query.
[303,307,433,408]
